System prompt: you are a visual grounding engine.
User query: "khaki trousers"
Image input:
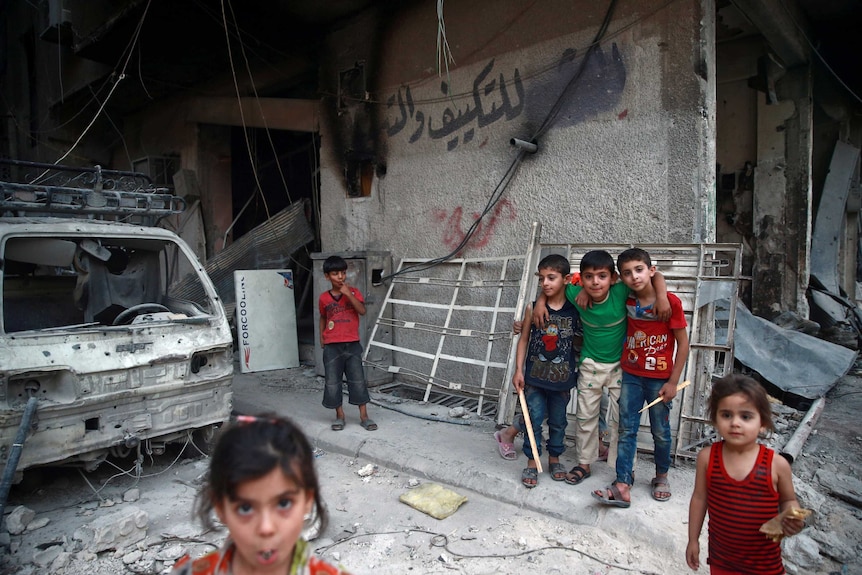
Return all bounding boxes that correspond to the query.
[575,358,622,466]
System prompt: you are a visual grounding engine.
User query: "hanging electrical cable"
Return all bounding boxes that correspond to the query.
[219,0,271,222]
[29,0,154,183]
[225,0,294,205]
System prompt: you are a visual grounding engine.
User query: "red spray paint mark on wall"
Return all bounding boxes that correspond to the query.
[432,199,516,252]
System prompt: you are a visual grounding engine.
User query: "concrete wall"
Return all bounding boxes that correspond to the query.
[318,0,715,265]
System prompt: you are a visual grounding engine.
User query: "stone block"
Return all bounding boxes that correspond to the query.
[5,506,35,535]
[72,506,149,553]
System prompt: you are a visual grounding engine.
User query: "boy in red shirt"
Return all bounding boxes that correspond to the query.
[592,247,688,507]
[319,256,377,431]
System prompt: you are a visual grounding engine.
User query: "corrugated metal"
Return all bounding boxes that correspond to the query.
[172,201,314,318]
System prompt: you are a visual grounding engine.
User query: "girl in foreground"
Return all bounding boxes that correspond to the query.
[686,374,806,574]
[170,415,349,575]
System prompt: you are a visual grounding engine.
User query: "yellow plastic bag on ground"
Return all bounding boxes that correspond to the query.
[398,483,467,519]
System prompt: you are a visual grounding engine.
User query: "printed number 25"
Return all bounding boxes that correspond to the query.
[645,357,668,371]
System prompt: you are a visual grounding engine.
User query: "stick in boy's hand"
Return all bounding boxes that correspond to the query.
[639,380,691,413]
[517,389,543,473]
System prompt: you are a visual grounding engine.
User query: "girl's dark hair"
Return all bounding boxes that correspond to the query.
[195,414,328,534]
[580,250,616,274]
[707,374,775,432]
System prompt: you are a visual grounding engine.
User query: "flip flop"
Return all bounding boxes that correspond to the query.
[651,477,671,501]
[591,484,631,508]
[549,462,567,481]
[494,430,517,461]
[360,418,378,431]
[521,467,538,488]
[331,418,345,431]
[564,465,591,485]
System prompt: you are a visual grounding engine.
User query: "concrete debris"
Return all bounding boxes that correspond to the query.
[25,517,50,531]
[156,544,187,561]
[813,470,862,507]
[32,544,63,567]
[448,407,467,418]
[773,311,820,335]
[6,505,35,535]
[123,488,141,502]
[71,505,148,553]
[808,528,857,563]
[783,533,823,573]
[122,549,144,564]
[356,464,376,477]
[50,551,72,571]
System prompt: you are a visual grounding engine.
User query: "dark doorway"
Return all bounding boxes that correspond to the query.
[230,127,320,344]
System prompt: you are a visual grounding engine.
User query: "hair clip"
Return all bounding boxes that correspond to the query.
[232,414,279,425]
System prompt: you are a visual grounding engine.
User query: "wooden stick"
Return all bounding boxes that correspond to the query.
[517,389,543,473]
[639,380,691,413]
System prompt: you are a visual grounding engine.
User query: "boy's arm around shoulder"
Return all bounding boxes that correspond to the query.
[532,284,580,327]
[652,271,671,321]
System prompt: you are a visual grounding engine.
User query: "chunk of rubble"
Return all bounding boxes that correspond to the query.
[32,544,63,568]
[6,506,35,535]
[72,506,149,553]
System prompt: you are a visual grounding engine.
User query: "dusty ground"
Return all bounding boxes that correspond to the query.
[2,441,697,575]
[1,364,861,575]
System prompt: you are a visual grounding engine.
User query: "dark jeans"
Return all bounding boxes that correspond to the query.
[616,372,672,485]
[322,342,370,409]
[513,384,571,460]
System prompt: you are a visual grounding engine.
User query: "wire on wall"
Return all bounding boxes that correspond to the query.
[380,0,619,282]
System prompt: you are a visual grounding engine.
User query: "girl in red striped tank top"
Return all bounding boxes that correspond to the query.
[686,375,806,574]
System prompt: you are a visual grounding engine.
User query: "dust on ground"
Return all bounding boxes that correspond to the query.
[2,365,862,575]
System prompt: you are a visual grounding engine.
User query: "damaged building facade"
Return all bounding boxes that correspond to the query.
[2,0,861,336]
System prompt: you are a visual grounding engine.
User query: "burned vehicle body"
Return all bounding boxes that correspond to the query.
[0,218,233,473]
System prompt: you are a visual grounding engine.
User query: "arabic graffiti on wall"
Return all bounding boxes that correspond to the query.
[385,58,524,151]
[384,44,627,152]
[432,199,516,251]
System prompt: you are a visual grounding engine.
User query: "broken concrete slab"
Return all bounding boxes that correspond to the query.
[71,506,148,553]
[814,469,862,508]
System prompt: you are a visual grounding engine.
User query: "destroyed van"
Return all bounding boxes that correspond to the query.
[0,162,233,477]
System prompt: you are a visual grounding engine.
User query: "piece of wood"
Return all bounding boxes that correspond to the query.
[518,389,543,473]
[639,380,691,413]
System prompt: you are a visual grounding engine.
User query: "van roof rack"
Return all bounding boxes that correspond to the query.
[0,158,185,225]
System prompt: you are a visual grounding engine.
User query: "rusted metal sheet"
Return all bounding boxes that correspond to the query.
[171,201,314,320]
